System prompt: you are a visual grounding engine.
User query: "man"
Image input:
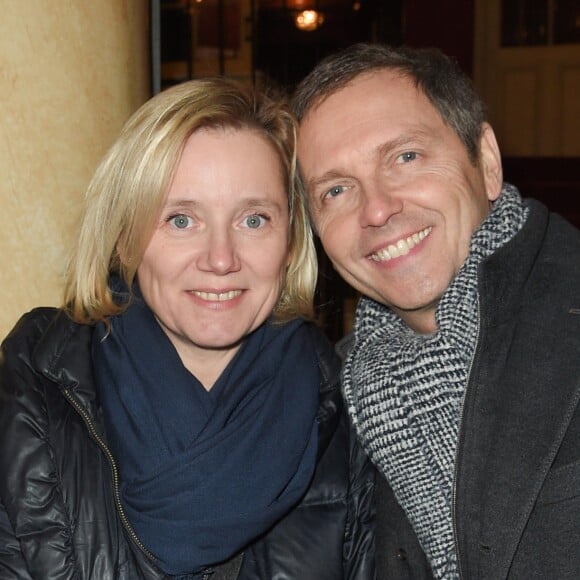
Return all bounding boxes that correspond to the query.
[293,43,580,579]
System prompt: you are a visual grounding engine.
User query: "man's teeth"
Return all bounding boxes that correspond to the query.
[371,227,432,262]
[193,290,242,301]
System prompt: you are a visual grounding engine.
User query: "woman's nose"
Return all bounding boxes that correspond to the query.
[197,229,241,274]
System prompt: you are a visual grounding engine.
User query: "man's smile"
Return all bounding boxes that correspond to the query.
[369,226,432,262]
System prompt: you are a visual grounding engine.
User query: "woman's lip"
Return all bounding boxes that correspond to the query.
[188,289,243,302]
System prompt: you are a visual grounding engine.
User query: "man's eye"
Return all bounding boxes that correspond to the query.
[244,214,267,229]
[398,151,418,163]
[325,185,345,199]
[169,214,192,229]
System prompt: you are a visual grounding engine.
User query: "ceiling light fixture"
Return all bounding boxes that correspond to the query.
[294,9,324,31]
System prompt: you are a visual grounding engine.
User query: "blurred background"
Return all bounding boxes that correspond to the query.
[1,0,579,340]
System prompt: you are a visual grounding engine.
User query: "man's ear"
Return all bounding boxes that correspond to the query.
[479,123,503,202]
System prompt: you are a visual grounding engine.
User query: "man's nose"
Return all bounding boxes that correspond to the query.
[359,183,403,228]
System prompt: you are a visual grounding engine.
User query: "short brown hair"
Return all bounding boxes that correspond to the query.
[292,43,486,162]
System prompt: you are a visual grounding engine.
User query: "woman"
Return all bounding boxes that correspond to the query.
[0,78,375,578]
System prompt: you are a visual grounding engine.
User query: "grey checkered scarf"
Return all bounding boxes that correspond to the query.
[342,184,529,579]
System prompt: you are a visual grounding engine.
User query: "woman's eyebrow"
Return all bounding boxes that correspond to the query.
[161,199,199,211]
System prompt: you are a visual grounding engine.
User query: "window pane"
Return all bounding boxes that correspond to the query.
[554,0,580,44]
[502,0,549,46]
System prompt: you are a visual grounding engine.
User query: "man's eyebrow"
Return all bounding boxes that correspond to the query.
[306,171,348,193]
[306,129,434,193]
[376,129,433,157]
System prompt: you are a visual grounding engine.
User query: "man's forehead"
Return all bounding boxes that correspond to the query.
[300,69,419,121]
[297,71,439,164]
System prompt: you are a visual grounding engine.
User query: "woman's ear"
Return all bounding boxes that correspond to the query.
[479,123,503,202]
[116,237,134,269]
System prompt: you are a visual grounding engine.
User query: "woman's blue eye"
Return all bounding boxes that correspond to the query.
[326,185,344,198]
[169,214,191,229]
[400,151,417,163]
[245,214,266,229]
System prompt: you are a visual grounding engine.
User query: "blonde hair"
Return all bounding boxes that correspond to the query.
[64,77,317,324]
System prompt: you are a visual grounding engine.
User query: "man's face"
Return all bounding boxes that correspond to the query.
[298,70,502,333]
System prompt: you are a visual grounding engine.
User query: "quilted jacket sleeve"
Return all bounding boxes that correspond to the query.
[0,494,33,579]
[0,310,77,579]
[343,416,376,579]
[315,327,376,578]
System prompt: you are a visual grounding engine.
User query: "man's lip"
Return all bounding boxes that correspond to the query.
[368,226,432,262]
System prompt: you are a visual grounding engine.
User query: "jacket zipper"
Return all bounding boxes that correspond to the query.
[451,300,481,580]
[61,387,157,563]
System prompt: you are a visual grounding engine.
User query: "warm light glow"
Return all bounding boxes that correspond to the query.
[294,9,324,31]
[287,0,310,8]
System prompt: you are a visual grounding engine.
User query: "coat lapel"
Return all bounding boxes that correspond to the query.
[470,308,580,578]
[456,203,580,578]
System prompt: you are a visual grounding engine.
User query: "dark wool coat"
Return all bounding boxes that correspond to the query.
[371,200,580,579]
[0,314,376,579]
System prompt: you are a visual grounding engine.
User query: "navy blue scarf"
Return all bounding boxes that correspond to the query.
[92,295,319,576]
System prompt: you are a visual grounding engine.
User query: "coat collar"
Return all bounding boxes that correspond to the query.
[31,310,108,440]
[32,309,94,390]
[456,200,580,576]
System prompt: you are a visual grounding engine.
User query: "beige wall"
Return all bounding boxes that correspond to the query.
[0,1,150,339]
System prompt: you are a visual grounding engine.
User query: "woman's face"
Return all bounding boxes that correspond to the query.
[137,127,290,371]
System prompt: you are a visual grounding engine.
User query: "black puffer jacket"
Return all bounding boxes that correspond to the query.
[0,309,375,579]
